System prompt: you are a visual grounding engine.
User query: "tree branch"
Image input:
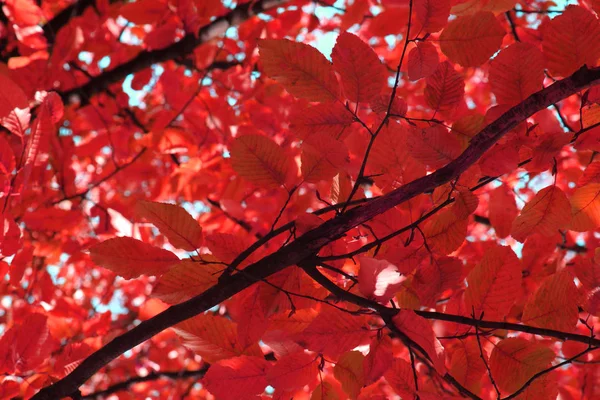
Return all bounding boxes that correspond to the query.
[32,65,600,400]
[58,0,290,102]
[81,367,208,400]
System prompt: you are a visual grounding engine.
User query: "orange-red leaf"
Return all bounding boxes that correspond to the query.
[203,356,270,400]
[333,351,364,399]
[289,102,354,141]
[413,256,464,307]
[173,314,263,363]
[258,38,340,102]
[488,338,555,393]
[510,186,571,242]
[0,313,52,374]
[230,134,292,188]
[489,43,545,106]
[407,42,440,81]
[464,245,521,319]
[569,183,600,232]
[439,11,505,67]
[136,200,203,251]
[424,61,465,112]
[152,258,221,304]
[331,32,387,103]
[392,310,446,374]
[542,5,600,77]
[89,237,179,279]
[521,271,579,331]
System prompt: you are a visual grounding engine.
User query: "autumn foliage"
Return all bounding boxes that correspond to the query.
[3,0,600,399]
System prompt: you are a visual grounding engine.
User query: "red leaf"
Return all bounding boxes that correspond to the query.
[414,0,451,33]
[266,351,319,392]
[407,42,440,81]
[424,61,465,112]
[392,310,446,374]
[357,256,405,303]
[204,356,270,400]
[90,237,179,279]
[331,32,387,104]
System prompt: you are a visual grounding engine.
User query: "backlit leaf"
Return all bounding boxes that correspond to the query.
[407,125,462,169]
[363,335,393,385]
[449,338,487,394]
[383,359,417,398]
[464,245,522,319]
[424,61,465,112]
[173,314,263,363]
[259,39,340,102]
[489,338,555,393]
[136,200,203,251]
[266,351,319,391]
[521,271,579,331]
[152,258,222,304]
[357,256,405,304]
[439,11,505,67]
[415,0,451,33]
[569,183,600,232]
[289,102,354,140]
[203,356,270,400]
[407,42,440,81]
[90,237,179,279]
[333,351,364,399]
[301,134,348,183]
[422,209,468,254]
[510,186,571,242]
[488,185,519,238]
[489,43,545,106]
[230,134,292,188]
[331,32,387,103]
[542,5,600,77]
[393,310,446,374]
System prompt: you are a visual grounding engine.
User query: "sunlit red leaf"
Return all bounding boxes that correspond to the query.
[266,351,319,391]
[489,338,555,393]
[510,186,571,242]
[258,39,340,102]
[363,335,393,385]
[488,185,519,238]
[203,356,270,400]
[448,338,487,393]
[407,125,462,169]
[414,0,451,33]
[424,61,465,112]
[136,200,203,251]
[489,43,545,106]
[392,310,446,374]
[439,11,505,67]
[230,134,293,188]
[357,256,405,304]
[422,209,468,254]
[152,258,221,304]
[568,183,600,232]
[542,5,600,77]
[464,245,521,320]
[521,271,579,331]
[407,42,440,81]
[0,313,52,374]
[173,314,263,363]
[383,359,417,398]
[413,256,463,307]
[89,237,179,279]
[331,32,387,104]
[296,308,371,358]
[333,351,364,399]
[301,134,348,183]
[289,102,354,141]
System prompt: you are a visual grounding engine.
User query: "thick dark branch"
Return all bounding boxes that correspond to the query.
[81,367,208,400]
[58,0,289,102]
[32,65,600,400]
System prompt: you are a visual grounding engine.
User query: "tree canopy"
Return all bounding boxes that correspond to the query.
[2,0,600,399]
